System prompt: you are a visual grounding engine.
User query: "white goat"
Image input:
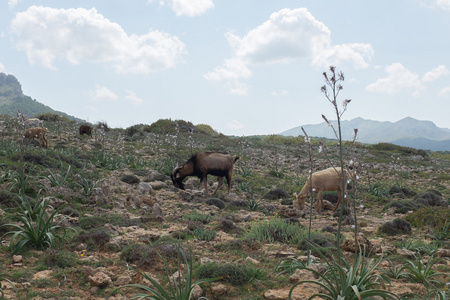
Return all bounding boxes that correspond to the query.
[25,118,43,127]
[293,167,350,212]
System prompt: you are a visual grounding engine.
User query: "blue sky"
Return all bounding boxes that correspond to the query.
[1,0,450,136]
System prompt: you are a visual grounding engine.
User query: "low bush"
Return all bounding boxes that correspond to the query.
[78,228,111,250]
[196,263,266,286]
[404,207,450,229]
[120,174,140,185]
[245,218,304,244]
[379,218,412,235]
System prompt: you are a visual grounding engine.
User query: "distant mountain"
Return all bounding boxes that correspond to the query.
[0,73,83,122]
[280,117,450,151]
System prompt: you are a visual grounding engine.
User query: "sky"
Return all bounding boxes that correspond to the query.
[1,0,450,136]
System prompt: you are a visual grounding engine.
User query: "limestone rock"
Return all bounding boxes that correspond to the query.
[33,270,53,281]
[88,272,113,288]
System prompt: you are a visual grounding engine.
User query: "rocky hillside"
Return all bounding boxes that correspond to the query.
[0,116,449,299]
[0,73,83,123]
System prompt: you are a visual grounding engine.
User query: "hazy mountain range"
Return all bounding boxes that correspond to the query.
[281,117,450,151]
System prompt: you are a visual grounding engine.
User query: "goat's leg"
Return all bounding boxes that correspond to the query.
[200,175,208,194]
[212,177,223,195]
[226,173,232,194]
[332,189,342,212]
[316,190,323,210]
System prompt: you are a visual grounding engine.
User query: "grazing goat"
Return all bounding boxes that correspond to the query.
[293,167,350,212]
[171,152,239,195]
[23,127,48,148]
[25,118,43,127]
[79,125,93,136]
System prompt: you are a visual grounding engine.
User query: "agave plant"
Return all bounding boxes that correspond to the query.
[113,243,218,300]
[2,197,75,254]
[404,254,445,288]
[288,242,398,300]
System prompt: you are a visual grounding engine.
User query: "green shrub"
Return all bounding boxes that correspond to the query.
[196,263,266,286]
[378,218,412,235]
[78,228,111,250]
[195,124,218,136]
[192,228,216,241]
[297,231,336,251]
[120,243,158,268]
[245,218,304,244]
[120,174,140,185]
[404,207,450,229]
[183,210,214,224]
[43,249,77,268]
[383,199,425,214]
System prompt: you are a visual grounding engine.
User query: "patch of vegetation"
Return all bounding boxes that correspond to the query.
[404,207,450,229]
[196,263,266,286]
[78,228,111,250]
[78,214,144,230]
[192,227,217,241]
[42,249,78,268]
[378,218,412,235]
[120,174,140,185]
[120,243,159,268]
[183,210,214,224]
[245,218,305,244]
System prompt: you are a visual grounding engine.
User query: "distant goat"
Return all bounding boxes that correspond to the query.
[171,152,239,195]
[25,118,43,127]
[23,127,48,148]
[293,167,350,212]
[79,125,92,136]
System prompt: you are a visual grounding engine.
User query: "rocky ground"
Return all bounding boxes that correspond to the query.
[0,118,449,299]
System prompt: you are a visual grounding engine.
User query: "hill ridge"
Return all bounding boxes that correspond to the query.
[280,117,450,151]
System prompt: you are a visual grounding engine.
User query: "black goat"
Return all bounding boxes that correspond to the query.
[171,152,239,195]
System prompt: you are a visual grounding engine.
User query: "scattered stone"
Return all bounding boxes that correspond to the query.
[114,275,132,286]
[340,232,381,253]
[152,203,163,217]
[88,271,113,288]
[150,181,168,190]
[139,182,153,194]
[210,283,228,297]
[33,270,53,281]
[245,256,260,264]
[12,255,22,264]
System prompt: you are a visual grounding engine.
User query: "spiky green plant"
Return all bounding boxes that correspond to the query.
[113,244,217,300]
[2,197,75,254]
[44,163,72,187]
[288,243,398,300]
[404,254,445,288]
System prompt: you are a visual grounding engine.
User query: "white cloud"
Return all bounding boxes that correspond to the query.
[204,58,252,81]
[439,86,450,97]
[148,0,213,16]
[92,85,118,101]
[0,62,6,73]
[227,120,245,130]
[227,81,248,96]
[171,0,214,17]
[366,63,425,95]
[422,65,449,81]
[205,8,373,92]
[125,90,144,105]
[8,0,21,8]
[312,43,374,69]
[10,6,186,73]
[271,90,289,96]
[435,0,450,10]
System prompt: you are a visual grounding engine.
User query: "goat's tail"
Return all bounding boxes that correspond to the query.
[234,156,240,163]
